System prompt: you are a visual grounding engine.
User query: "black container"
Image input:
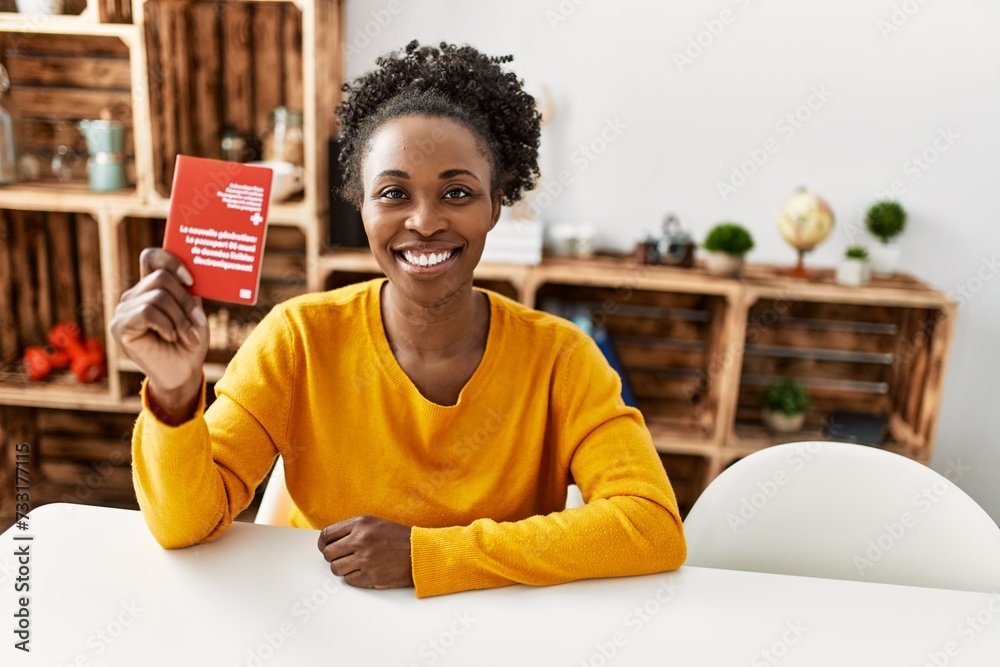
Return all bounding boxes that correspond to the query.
[327,136,367,248]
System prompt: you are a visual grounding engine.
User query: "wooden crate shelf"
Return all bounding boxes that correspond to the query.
[315,250,954,485]
[0,208,107,365]
[142,0,304,195]
[0,0,342,526]
[0,406,139,529]
[535,282,730,444]
[0,32,138,191]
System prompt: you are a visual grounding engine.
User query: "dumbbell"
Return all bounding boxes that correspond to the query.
[48,322,107,384]
[23,346,69,382]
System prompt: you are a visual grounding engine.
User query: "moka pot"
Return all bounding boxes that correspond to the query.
[78,120,127,192]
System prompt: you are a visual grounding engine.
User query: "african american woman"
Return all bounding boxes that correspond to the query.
[109,41,686,598]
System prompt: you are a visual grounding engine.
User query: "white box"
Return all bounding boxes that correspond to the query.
[481,217,543,265]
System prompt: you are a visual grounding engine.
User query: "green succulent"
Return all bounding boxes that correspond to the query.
[761,379,811,416]
[845,245,869,260]
[703,223,754,256]
[865,200,907,244]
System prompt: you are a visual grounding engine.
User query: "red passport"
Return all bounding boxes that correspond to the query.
[162,155,272,305]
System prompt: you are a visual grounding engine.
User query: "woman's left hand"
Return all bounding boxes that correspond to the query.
[317,515,414,589]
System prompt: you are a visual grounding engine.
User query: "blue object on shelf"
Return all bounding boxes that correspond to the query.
[593,324,637,408]
[538,299,637,407]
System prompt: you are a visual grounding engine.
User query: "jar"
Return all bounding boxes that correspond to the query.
[262,107,304,167]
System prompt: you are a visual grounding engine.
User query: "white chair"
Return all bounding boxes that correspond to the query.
[254,457,293,526]
[683,441,1000,593]
[565,484,585,509]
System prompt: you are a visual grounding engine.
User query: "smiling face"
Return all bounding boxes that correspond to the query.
[360,115,501,305]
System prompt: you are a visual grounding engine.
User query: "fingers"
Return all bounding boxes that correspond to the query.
[115,285,201,348]
[114,296,196,347]
[128,258,198,317]
[139,247,194,285]
[317,516,414,591]
[317,517,360,551]
[118,258,206,347]
[344,570,373,589]
[327,552,361,578]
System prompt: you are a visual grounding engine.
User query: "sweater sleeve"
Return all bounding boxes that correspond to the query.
[410,335,686,598]
[130,307,296,548]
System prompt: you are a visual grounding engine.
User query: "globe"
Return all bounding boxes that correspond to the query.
[777,189,835,277]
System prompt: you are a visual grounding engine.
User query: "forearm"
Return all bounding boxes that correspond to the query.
[131,304,295,548]
[132,380,232,548]
[410,495,685,598]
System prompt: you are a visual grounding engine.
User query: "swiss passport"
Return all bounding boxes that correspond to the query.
[162,155,272,305]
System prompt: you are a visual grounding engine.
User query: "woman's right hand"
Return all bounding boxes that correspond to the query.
[109,248,209,423]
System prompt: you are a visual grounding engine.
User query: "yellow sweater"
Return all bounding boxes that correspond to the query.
[132,279,686,597]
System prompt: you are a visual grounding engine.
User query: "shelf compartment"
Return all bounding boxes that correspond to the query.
[0,406,139,531]
[734,297,955,458]
[656,452,709,519]
[144,0,305,198]
[0,355,111,407]
[1,32,137,193]
[0,207,106,361]
[98,0,132,24]
[534,283,732,442]
[116,216,308,370]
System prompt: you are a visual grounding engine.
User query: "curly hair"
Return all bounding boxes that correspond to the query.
[336,40,541,207]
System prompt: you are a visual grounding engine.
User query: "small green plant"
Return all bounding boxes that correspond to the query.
[761,379,811,416]
[865,200,907,244]
[845,245,869,260]
[703,223,754,256]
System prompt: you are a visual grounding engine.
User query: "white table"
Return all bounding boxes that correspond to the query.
[3,503,999,666]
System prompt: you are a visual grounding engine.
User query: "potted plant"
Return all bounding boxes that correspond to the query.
[703,222,754,277]
[836,245,870,287]
[760,379,811,432]
[865,200,907,275]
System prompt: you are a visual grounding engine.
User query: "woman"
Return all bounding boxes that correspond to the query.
[110,41,685,598]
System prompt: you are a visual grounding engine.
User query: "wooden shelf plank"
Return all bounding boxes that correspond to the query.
[0,386,139,412]
[0,182,140,212]
[127,194,314,230]
[0,15,138,39]
[728,421,917,461]
[741,263,953,309]
[318,248,541,288]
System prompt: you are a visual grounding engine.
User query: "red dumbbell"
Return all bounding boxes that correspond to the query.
[23,346,70,382]
[48,322,107,384]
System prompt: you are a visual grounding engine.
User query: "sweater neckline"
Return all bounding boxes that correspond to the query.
[367,278,501,410]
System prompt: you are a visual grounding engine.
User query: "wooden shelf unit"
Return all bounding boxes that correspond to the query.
[320,251,956,513]
[0,0,342,528]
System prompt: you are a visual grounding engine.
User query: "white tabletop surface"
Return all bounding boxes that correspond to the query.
[2,503,999,666]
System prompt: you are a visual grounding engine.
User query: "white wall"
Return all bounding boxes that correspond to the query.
[344,0,1000,522]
